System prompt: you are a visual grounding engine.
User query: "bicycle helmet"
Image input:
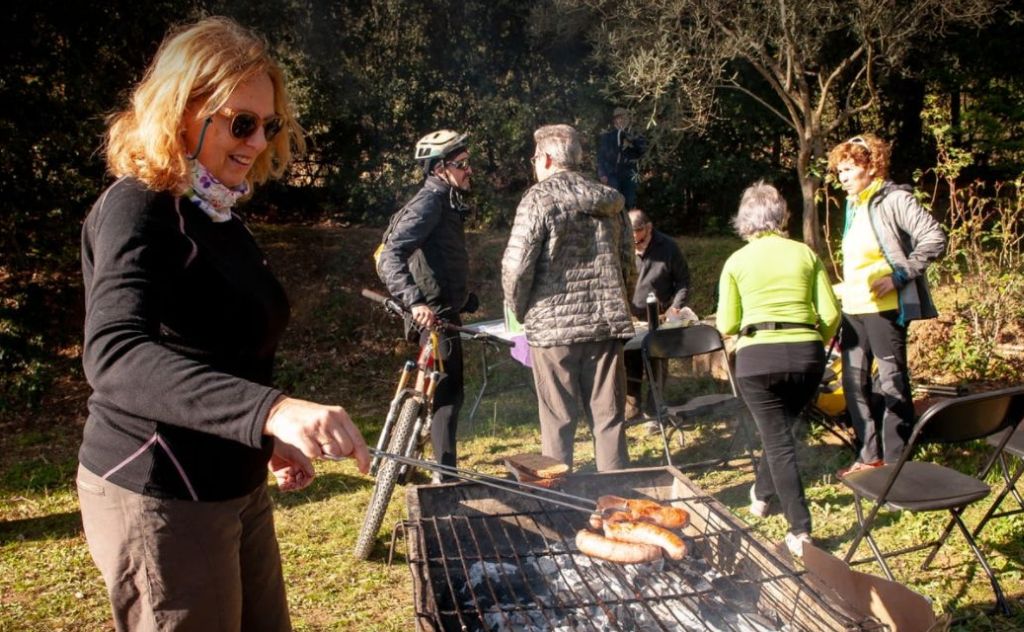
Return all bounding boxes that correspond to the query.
[414,129,469,164]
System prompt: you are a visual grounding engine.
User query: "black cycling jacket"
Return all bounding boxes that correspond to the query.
[377,176,469,316]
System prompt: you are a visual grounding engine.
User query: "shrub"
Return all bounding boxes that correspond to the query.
[913,106,1024,383]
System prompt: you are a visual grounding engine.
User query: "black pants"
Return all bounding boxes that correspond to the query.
[606,170,638,208]
[737,366,823,536]
[623,349,664,416]
[841,311,914,464]
[423,328,464,475]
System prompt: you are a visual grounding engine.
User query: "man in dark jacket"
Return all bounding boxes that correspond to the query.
[624,209,691,427]
[502,124,637,472]
[597,106,646,208]
[377,129,475,478]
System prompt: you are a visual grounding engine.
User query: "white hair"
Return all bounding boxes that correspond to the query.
[731,181,788,240]
[534,124,582,170]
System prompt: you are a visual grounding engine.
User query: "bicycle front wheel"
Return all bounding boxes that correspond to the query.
[353,394,421,560]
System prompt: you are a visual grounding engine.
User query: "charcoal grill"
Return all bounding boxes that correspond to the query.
[400,466,886,631]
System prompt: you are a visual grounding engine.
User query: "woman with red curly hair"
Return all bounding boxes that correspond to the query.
[828,134,946,478]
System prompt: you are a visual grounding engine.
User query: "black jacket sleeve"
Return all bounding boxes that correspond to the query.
[376,189,443,308]
[669,244,690,309]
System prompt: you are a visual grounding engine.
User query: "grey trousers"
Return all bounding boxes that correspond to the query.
[77,465,291,632]
[529,339,629,471]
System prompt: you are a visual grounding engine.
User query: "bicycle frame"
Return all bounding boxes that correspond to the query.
[355,288,512,560]
[369,332,447,475]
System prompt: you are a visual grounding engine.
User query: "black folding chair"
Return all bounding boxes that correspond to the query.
[641,324,753,469]
[971,424,1024,540]
[841,386,1024,614]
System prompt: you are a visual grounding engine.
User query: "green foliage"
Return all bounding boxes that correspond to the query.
[640,87,796,236]
[569,0,1012,251]
[915,99,1024,382]
[259,0,606,227]
[0,292,51,410]
[3,1,1024,411]
[1,1,203,275]
[676,235,743,316]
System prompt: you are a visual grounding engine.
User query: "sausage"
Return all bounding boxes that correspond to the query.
[597,494,629,511]
[601,509,633,523]
[602,520,688,560]
[630,504,690,530]
[597,496,690,530]
[575,528,663,564]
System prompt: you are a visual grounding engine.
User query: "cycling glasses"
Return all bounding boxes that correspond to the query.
[446,157,471,170]
[219,107,284,142]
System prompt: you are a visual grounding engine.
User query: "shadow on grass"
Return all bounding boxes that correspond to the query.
[0,510,82,544]
[358,525,413,565]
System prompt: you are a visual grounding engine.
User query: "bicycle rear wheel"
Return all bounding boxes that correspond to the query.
[353,394,421,560]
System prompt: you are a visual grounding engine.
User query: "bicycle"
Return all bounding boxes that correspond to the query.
[354,288,514,560]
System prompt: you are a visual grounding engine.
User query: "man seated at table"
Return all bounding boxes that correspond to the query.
[624,209,692,431]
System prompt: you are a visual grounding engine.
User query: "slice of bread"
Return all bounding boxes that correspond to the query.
[504,453,569,479]
[505,464,562,488]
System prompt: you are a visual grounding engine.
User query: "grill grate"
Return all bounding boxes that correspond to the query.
[403,467,885,632]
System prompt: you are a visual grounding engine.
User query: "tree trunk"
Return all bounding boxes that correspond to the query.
[796,142,822,252]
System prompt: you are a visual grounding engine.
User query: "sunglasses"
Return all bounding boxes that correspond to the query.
[219,107,284,141]
[446,157,471,170]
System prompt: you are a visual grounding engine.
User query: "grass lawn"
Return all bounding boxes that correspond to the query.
[1,223,1022,630]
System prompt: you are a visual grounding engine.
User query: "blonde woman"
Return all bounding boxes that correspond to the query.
[77,17,368,630]
[828,134,946,478]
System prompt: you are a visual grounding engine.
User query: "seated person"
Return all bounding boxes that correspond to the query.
[623,209,691,429]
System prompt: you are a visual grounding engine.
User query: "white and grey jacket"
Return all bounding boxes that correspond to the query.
[501,170,636,347]
[845,181,947,324]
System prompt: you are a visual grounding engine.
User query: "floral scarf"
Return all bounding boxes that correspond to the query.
[186,160,249,222]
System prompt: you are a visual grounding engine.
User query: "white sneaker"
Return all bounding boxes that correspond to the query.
[785,532,813,557]
[748,485,770,518]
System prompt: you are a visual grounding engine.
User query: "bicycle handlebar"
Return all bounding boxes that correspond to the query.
[361,288,407,318]
[361,288,515,348]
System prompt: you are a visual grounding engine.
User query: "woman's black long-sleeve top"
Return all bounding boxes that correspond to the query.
[79,177,289,501]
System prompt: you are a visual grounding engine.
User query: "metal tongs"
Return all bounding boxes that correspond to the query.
[368,448,598,515]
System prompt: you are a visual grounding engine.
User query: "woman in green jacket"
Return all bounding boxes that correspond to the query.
[717,182,840,556]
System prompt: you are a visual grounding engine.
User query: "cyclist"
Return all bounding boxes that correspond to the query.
[377,129,477,481]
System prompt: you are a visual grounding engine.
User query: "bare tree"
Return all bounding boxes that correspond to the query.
[568,0,1002,250]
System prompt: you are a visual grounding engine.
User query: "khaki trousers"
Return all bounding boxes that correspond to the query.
[529,339,629,471]
[77,465,291,632]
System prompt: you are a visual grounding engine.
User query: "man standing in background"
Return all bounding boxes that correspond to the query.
[624,209,691,428]
[598,106,647,208]
[502,124,636,472]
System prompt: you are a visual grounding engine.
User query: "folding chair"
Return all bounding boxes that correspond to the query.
[641,324,753,469]
[841,386,1024,614]
[971,424,1024,539]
